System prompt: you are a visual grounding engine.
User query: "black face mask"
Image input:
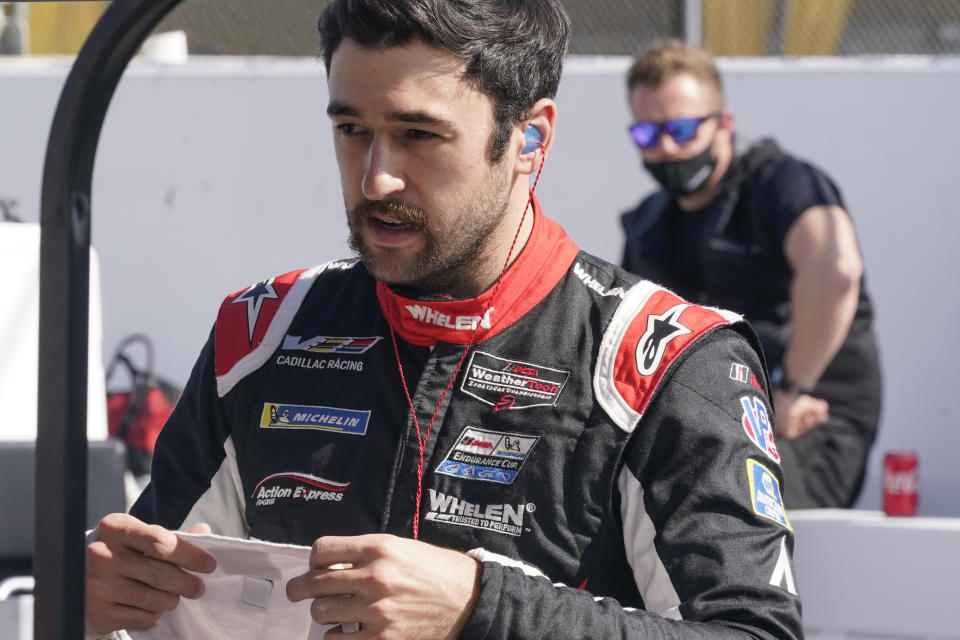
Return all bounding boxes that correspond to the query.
[643,144,717,197]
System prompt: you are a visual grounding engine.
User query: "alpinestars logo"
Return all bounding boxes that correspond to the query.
[635,303,691,376]
[425,489,532,537]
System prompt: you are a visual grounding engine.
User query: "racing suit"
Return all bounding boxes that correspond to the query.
[132,201,803,638]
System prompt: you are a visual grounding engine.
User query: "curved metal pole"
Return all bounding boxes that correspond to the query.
[36,0,183,637]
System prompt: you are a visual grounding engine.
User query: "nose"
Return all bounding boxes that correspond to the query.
[361,137,406,201]
[656,130,682,156]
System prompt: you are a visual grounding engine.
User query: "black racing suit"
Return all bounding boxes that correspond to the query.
[621,139,882,509]
[133,205,803,638]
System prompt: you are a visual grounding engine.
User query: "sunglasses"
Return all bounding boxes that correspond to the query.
[629,110,722,149]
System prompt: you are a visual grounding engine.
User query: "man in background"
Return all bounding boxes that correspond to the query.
[620,39,882,509]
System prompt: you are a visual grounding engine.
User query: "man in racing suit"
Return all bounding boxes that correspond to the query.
[84,2,802,638]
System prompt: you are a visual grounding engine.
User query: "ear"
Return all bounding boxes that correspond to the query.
[515,98,557,176]
[719,107,735,137]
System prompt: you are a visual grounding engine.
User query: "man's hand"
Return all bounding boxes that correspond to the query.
[85,513,217,634]
[286,534,480,640]
[774,389,829,440]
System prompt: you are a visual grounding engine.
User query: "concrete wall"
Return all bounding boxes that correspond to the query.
[1,55,957,514]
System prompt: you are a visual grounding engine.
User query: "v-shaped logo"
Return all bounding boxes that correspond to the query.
[769,536,798,596]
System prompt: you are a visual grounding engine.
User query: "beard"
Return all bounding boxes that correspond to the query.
[346,161,513,297]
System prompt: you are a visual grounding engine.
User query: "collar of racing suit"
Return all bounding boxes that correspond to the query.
[376,196,581,346]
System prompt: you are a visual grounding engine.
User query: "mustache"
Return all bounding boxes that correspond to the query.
[352,198,428,229]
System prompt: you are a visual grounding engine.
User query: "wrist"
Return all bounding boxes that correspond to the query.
[770,366,814,396]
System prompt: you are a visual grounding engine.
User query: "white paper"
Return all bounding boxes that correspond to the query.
[129,532,358,639]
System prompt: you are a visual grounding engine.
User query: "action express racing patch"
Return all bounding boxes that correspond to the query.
[251,472,350,507]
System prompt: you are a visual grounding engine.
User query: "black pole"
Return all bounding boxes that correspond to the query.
[36,1,183,638]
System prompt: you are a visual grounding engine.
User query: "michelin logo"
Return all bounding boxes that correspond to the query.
[425,489,531,537]
[260,403,370,435]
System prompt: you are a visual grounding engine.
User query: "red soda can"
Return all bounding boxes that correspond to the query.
[883,450,918,516]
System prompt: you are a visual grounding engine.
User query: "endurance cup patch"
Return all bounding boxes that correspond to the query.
[435,427,540,485]
[461,351,569,410]
[746,459,792,530]
[260,403,370,435]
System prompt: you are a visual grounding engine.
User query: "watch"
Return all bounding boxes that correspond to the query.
[770,366,814,396]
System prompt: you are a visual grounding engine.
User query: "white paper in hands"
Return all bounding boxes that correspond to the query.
[128,532,359,640]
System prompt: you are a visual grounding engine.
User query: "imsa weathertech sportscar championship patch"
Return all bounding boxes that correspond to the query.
[746,459,792,530]
[461,351,569,410]
[435,427,540,485]
[260,402,370,435]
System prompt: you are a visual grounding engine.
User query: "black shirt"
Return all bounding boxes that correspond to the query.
[621,139,881,425]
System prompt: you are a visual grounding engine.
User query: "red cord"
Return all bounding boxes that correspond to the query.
[392,141,545,539]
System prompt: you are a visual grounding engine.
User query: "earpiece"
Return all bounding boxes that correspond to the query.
[522,125,543,154]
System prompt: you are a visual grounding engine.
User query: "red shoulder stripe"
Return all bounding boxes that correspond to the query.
[215,269,306,377]
[612,288,729,418]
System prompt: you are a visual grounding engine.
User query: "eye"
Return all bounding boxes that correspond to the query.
[336,122,368,136]
[405,129,440,140]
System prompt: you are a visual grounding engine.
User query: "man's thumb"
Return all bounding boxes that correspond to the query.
[185,522,213,535]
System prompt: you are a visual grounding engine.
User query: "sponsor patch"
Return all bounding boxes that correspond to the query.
[435,427,540,485]
[740,396,780,463]
[251,472,350,507]
[405,304,493,331]
[461,351,569,410]
[770,536,798,595]
[750,373,767,396]
[275,355,364,373]
[260,403,370,435]
[425,489,532,537]
[573,261,626,299]
[729,363,750,383]
[746,460,792,530]
[282,335,381,354]
[635,303,691,376]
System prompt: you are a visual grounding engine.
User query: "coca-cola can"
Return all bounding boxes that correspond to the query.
[883,450,918,516]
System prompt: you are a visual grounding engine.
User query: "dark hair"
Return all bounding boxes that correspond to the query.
[318,0,570,162]
[627,39,724,98]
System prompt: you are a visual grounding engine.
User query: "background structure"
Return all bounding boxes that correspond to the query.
[1,0,958,516]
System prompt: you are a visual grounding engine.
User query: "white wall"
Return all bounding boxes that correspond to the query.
[1,55,957,515]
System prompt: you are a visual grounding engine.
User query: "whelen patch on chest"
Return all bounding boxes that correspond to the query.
[435,426,540,485]
[460,351,569,410]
